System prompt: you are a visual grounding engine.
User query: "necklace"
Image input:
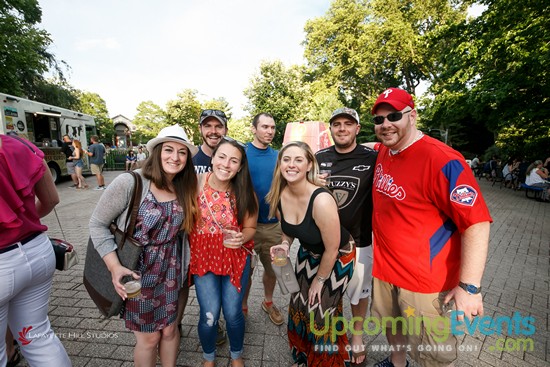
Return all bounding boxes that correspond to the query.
[390,131,424,155]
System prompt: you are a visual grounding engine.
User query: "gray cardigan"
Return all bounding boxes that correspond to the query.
[88,170,151,258]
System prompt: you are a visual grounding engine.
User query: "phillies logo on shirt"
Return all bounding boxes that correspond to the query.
[374,164,406,200]
[450,185,478,206]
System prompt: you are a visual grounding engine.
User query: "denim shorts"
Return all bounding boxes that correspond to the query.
[74,159,84,168]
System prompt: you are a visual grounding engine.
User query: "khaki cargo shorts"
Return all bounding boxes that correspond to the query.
[91,164,104,175]
[253,222,282,277]
[371,278,458,367]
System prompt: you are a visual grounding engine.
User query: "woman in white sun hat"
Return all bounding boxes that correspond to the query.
[89,125,198,366]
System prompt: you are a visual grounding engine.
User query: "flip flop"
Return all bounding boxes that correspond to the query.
[351,347,367,365]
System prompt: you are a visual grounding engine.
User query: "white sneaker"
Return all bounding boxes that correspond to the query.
[93,186,103,190]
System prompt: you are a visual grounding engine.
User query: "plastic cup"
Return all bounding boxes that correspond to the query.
[273,248,288,266]
[320,170,331,186]
[432,294,454,314]
[223,225,241,249]
[122,271,141,299]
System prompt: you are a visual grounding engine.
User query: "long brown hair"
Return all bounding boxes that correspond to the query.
[141,143,198,232]
[72,139,84,157]
[211,139,258,225]
[266,141,321,219]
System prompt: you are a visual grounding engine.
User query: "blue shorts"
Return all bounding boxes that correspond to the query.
[74,159,84,168]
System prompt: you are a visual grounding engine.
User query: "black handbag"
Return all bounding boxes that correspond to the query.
[83,171,143,318]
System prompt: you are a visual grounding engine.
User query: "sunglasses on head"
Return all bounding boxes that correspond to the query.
[222,136,246,149]
[372,109,412,125]
[200,109,227,121]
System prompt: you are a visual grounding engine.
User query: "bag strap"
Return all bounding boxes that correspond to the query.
[119,171,143,250]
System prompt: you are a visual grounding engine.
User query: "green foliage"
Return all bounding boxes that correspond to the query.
[0,0,72,99]
[427,0,550,159]
[303,0,470,109]
[0,0,42,23]
[28,78,79,110]
[228,116,254,144]
[76,90,112,142]
[165,89,202,144]
[244,61,310,147]
[164,90,233,146]
[133,101,168,143]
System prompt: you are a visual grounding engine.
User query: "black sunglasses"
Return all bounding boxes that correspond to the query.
[372,109,412,125]
[222,136,246,149]
[200,109,227,121]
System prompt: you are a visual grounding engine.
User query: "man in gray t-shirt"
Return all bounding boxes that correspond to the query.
[84,135,106,190]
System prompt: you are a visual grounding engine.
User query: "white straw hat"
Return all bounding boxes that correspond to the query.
[146,125,198,157]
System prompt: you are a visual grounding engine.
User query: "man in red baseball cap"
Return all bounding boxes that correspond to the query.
[369,87,492,367]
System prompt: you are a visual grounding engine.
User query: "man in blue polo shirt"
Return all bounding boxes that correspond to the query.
[242,112,283,325]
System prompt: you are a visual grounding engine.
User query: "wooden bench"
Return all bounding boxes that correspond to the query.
[520,183,544,199]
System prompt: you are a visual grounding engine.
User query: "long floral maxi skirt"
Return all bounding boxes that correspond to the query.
[288,241,355,366]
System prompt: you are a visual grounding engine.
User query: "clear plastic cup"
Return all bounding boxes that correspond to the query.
[272,248,288,266]
[122,271,141,299]
[223,225,241,249]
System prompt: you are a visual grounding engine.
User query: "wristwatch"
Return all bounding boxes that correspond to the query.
[459,281,481,295]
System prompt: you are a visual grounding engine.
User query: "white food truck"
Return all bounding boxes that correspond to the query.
[1,92,97,182]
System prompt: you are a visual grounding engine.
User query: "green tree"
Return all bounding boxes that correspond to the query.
[228,116,254,144]
[165,89,202,144]
[244,60,309,147]
[25,77,79,110]
[426,0,549,158]
[133,101,167,144]
[0,0,70,99]
[76,91,112,143]
[303,0,471,138]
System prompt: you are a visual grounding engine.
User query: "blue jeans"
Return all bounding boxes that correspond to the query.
[193,256,251,361]
[0,233,71,366]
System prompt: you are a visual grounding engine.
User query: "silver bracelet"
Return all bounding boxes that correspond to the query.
[317,275,327,284]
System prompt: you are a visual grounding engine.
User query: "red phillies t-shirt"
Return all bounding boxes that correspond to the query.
[372,136,492,293]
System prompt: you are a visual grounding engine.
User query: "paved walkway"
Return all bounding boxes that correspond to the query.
[18,172,549,366]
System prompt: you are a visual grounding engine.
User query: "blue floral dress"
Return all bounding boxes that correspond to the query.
[123,190,184,332]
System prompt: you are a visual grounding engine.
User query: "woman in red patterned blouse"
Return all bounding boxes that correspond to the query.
[189,137,258,367]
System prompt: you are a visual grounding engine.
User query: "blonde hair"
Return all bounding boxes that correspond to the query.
[266,141,322,218]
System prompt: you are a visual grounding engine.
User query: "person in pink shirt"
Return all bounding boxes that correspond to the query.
[0,134,71,367]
